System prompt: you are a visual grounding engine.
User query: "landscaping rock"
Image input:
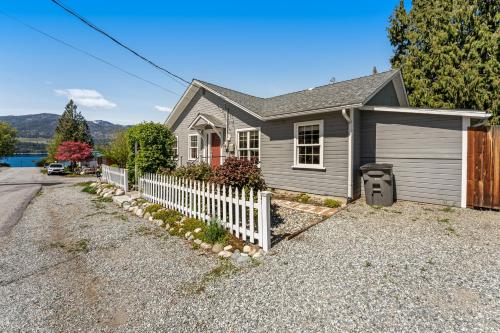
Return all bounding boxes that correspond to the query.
[143,212,151,220]
[194,228,202,233]
[103,192,113,198]
[149,216,154,222]
[223,245,233,251]
[248,247,258,256]
[218,250,232,258]
[236,254,250,265]
[194,239,202,245]
[164,223,170,229]
[184,231,192,239]
[113,195,130,207]
[122,204,130,210]
[231,250,240,261]
[252,252,262,258]
[200,243,212,250]
[115,189,125,196]
[154,220,163,227]
[243,245,251,253]
[211,243,223,253]
[188,235,194,241]
[135,209,144,217]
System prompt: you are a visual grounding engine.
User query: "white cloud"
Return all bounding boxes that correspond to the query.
[54,89,117,109]
[155,105,172,112]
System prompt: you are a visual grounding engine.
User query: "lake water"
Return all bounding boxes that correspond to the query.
[0,154,47,167]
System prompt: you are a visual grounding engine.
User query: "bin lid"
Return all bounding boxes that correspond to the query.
[360,163,393,171]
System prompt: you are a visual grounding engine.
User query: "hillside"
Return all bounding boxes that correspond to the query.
[0,113,129,153]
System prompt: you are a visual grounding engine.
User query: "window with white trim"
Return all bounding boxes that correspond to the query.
[188,134,199,160]
[237,128,260,161]
[294,120,324,168]
[172,135,178,157]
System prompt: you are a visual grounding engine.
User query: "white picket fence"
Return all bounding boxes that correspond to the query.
[102,165,128,193]
[139,173,271,251]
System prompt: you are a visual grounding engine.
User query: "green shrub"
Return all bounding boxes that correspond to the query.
[168,162,213,181]
[82,185,97,194]
[202,218,229,244]
[153,209,183,224]
[324,198,342,208]
[210,157,266,191]
[144,203,163,215]
[295,193,310,204]
[182,218,207,233]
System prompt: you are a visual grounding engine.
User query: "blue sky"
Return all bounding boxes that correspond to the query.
[0,0,409,125]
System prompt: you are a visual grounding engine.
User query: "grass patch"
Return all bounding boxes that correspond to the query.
[186,260,239,294]
[364,261,372,267]
[370,205,383,210]
[82,185,97,194]
[323,198,342,208]
[144,203,163,215]
[75,181,93,187]
[50,239,90,253]
[437,217,450,224]
[95,196,113,203]
[153,209,183,224]
[294,193,310,204]
[202,218,229,244]
[135,225,165,238]
[444,225,457,235]
[440,206,454,213]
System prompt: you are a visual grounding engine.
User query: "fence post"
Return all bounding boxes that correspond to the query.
[260,191,272,251]
[124,169,128,193]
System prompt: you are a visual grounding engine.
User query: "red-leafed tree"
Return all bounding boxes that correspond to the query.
[55,141,93,169]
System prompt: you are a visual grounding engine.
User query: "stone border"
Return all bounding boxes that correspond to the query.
[89,181,265,266]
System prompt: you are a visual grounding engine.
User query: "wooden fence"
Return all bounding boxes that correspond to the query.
[102,165,128,193]
[139,173,271,250]
[467,126,500,210]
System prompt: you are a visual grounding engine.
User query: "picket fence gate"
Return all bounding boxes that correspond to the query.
[139,173,271,251]
[102,165,128,193]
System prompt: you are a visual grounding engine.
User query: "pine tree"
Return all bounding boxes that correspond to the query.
[55,100,94,145]
[388,0,499,124]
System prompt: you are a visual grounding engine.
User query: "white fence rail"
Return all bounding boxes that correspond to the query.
[139,173,271,251]
[102,165,128,193]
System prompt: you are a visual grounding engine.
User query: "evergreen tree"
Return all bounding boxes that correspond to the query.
[388,0,499,124]
[55,100,94,145]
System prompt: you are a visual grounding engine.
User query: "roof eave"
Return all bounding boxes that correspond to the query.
[262,103,363,120]
[360,105,491,119]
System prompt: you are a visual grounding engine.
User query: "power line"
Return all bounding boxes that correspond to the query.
[0,10,181,96]
[50,0,191,87]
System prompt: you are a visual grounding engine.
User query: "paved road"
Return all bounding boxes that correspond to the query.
[0,167,93,237]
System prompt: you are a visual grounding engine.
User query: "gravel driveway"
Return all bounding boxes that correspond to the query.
[0,184,498,332]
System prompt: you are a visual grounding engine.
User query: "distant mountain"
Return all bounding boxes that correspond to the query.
[0,113,129,153]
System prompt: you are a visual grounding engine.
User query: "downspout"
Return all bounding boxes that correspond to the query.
[342,109,353,200]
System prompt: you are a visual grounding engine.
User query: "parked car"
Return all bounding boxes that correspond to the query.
[47,163,65,175]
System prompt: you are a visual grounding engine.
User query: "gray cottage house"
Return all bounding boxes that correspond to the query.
[165,70,489,207]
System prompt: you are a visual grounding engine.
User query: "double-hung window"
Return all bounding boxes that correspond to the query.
[237,128,260,162]
[188,134,199,160]
[172,135,178,157]
[294,120,324,169]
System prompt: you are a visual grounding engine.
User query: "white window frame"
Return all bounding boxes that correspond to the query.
[188,133,200,161]
[293,120,325,170]
[172,135,178,157]
[236,127,261,163]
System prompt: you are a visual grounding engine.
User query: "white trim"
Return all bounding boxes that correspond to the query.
[461,117,470,208]
[188,113,224,130]
[236,127,261,163]
[360,105,490,119]
[342,109,353,199]
[206,129,224,166]
[394,71,410,106]
[172,135,179,157]
[293,120,324,169]
[263,103,362,120]
[188,133,200,161]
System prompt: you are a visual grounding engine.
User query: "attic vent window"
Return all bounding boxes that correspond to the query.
[201,88,206,95]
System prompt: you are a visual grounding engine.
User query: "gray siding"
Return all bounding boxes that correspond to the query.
[366,81,399,106]
[359,111,463,206]
[170,90,349,197]
[261,112,348,197]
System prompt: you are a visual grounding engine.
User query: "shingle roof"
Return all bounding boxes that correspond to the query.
[195,70,398,118]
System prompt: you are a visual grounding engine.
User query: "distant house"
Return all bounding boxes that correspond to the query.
[165,70,489,207]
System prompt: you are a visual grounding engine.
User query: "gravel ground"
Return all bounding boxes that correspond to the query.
[1,184,499,332]
[271,203,324,238]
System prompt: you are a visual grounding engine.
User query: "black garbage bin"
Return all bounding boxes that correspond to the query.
[360,163,394,206]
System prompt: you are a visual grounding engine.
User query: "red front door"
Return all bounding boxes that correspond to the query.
[210,133,221,168]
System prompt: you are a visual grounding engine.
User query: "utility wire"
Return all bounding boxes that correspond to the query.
[50,0,191,87]
[0,10,181,96]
